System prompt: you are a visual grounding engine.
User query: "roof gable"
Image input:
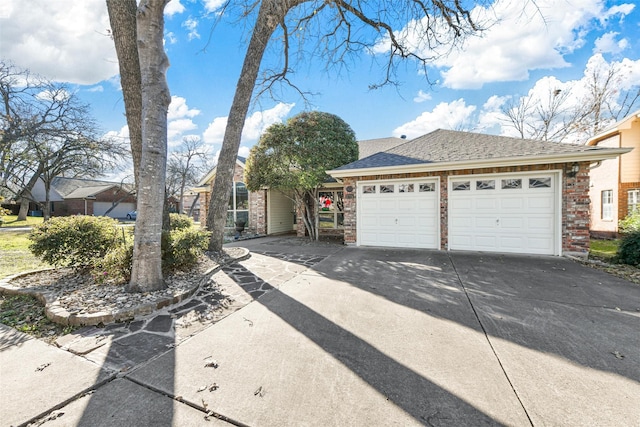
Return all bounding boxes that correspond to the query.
[358,137,406,159]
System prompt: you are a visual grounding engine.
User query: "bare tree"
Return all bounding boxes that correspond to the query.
[0,62,126,220]
[207,0,485,252]
[166,136,209,213]
[501,60,640,142]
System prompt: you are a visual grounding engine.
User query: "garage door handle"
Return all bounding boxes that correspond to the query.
[496,218,500,226]
[395,218,398,224]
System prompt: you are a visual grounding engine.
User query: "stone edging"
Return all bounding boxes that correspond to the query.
[0,248,251,327]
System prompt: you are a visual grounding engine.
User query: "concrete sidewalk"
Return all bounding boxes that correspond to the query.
[2,237,639,426]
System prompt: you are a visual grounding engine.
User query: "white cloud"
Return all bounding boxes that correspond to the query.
[203,102,295,145]
[168,96,201,120]
[374,0,634,89]
[203,0,226,13]
[168,119,198,144]
[164,0,185,17]
[182,18,200,41]
[0,0,117,85]
[413,90,432,103]
[87,86,104,93]
[593,32,628,54]
[104,125,130,143]
[393,99,476,139]
[166,32,178,45]
[238,146,251,158]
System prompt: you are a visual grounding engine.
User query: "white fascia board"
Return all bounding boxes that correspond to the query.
[327,148,632,178]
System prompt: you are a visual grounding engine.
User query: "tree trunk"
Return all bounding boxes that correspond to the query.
[207,0,303,252]
[16,168,43,220]
[188,193,199,218]
[127,0,170,293]
[106,0,143,189]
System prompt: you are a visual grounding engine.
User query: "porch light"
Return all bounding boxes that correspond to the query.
[567,162,580,178]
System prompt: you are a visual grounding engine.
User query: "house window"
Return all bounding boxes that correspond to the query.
[628,189,640,214]
[501,179,522,189]
[529,178,551,188]
[476,180,495,190]
[226,182,249,227]
[380,185,394,193]
[419,183,435,192]
[362,185,375,194]
[602,190,614,221]
[318,190,344,229]
[398,183,414,193]
[452,181,470,191]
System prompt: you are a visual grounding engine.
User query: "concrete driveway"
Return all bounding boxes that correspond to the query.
[14,236,637,426]
[123,237,639,426]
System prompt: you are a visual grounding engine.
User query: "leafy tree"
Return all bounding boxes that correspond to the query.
[206,0,486,252]
[245,111,357,240]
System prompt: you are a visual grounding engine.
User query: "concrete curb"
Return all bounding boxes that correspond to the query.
[0,248,251,327]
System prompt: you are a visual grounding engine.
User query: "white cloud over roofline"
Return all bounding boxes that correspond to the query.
[202,102,295,145]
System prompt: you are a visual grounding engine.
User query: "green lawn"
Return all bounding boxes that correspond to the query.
[0,230,50,279]
[1,215,44,228]
[590,239,620,260]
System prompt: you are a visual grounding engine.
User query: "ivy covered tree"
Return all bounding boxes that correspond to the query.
[245,111,357,240]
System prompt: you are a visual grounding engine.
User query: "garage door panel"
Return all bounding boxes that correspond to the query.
[358,180,439,249]
[451,198,472,209]
[475,198,498,210]
[449,174,557,255]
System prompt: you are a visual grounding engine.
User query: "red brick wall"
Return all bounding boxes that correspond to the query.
[619,182,640,219]
[341,162,591,256]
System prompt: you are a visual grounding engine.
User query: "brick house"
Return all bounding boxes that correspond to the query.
[327,129,630,257]
[193,156,345,237]
[587,110,640,238]
[30,177,136,218]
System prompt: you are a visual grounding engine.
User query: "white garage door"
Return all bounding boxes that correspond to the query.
[94,202,136,218]
[358,179,439,249]
[448,173,559,255]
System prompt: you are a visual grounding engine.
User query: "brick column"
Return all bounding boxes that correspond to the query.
[562,162,590,256]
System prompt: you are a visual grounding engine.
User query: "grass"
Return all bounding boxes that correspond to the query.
[590,239,620,260]
[0,214,44,228]
[0,230,50,279]
[0,294,76,342]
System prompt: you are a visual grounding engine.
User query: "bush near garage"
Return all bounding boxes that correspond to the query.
[615,231,640,267]
[29,215,210,285]
[162,228,211,271]
[169,213,194,231]
[29,216,120,269]
[619,209,640,234]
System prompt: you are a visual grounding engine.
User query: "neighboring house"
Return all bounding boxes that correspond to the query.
[327,129,630,257]
[30,177,136,218]
[193,156,344,237]
[586,110,640,238]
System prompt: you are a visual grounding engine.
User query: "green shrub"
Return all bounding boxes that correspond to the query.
[615,231,640,267]
[169,213,193,231]
[29,216,119,269]
[619,209,640,234]
[162,228,210,271]
[92,231,134,285]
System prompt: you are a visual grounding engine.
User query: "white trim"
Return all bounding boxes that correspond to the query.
[328,149,631,178]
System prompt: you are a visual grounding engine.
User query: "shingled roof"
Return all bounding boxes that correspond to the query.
[51,177,135,199]
[330,129,631,176]
[358,137,406,159]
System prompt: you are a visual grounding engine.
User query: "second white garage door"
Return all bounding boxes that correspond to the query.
[448,173,559,255]
[358,179,439,249]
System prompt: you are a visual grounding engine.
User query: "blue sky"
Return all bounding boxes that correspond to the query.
[1,0,639,178]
